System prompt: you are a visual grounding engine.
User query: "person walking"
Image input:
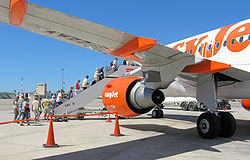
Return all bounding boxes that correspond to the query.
[67,86,74,99]
[20,98,30,126]
[32,96,40,122]
[75,80,81,95]
[93,68,101,85]
[82,75,89,90]
[112,58,118,71]
[56,90,64,105]
[99,66,104,80]
[42,96,52,120]
[50,95,57,115]
[13,95,19,121]
[16,94,25,121]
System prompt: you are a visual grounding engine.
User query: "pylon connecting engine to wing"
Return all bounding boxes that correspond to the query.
[102,77,165,117]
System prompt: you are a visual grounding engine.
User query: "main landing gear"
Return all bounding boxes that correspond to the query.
[152,104,164,118]
[197,112,236,139]
[196,73,236,139]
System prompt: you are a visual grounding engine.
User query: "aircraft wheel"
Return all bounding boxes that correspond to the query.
[188,102,196,111]
[218,112,236,138]
[76,113,85,120]
[181,102,188,111]
[197,113,220,139]
[159,110,164,118]
[152,110,158,118]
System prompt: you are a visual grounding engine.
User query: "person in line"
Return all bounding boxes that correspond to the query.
[68,86,74,99]
[50,95,57,115]
[20,98,30,126]
[32,96,40,122]
[75,80,81,95]
[16,94,25,121]
[13,95,19,121]
[42,96,52,120]
[99,66,104,80]
[112,58,118,71]
[82,75,89,90]
[56,90,64,105]
[38,97,43,116]
[92,68,101,85]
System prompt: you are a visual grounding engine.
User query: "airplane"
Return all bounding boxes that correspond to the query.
[0,0,249,139]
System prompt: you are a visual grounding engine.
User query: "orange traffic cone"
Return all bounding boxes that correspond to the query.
[110,112,124,136]
[43,115,59,148]
[106,112,112,122]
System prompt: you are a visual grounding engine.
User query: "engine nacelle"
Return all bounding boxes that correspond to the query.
[102,77,165,117]
[241,99,250,111]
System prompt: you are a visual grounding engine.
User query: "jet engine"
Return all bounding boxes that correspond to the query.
[102,77,165,117]
[241,99,250,111]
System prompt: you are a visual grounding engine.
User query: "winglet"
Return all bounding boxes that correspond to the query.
[10,0,27,26]
[111,37,157,57]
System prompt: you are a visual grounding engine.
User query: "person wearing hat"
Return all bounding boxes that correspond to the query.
[32,95,40,122]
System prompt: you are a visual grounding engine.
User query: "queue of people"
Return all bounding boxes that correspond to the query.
[13,94,58,126]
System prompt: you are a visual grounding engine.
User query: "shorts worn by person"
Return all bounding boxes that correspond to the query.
[42,96,52,120]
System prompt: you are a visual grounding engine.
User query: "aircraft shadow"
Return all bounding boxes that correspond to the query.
[35,115,250,160]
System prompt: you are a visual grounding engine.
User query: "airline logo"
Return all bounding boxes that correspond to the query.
[104,91,119,99]
[171,21,250,58]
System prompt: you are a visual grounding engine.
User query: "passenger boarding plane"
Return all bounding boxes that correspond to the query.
[0,0,250,139]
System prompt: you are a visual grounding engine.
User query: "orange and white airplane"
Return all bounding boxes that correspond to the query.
[1,0,250,139]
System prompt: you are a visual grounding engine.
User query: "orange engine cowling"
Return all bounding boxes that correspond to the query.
[241,99,250,111]
[102,77,165,117]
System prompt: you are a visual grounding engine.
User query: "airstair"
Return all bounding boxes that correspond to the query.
[54,65,141,115]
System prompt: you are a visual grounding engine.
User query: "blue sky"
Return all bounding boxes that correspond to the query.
[0,0,249,93]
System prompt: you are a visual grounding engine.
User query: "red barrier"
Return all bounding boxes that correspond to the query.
[0,112,114,125]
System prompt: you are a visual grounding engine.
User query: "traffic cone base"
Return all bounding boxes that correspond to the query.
[43,144,59,148]
[110,133,124,136]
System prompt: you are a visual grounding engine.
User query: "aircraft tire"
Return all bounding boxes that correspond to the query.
[218,112,236,138]
[197,113,220,139]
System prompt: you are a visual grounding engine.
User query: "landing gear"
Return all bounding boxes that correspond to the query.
[197,112,220,139]
[152,109,163,118]
[180,102,188,111]
[152,104,164,118]
[218,112,236,138]
[197,112,236,139]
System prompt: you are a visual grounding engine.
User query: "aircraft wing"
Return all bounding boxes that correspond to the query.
[0,0,194,68]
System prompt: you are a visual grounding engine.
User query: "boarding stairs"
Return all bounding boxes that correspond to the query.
[54,65,141,115]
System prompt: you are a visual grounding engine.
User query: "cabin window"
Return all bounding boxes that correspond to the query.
[239,36,243,43]
[248,35,250,41]
[190,49,193,54]
[231,38,235,45]
[208,44,212,51]
[216,42,220,49]
[223,40,227,47]
[184,50,187,54]
[198,47,201,52]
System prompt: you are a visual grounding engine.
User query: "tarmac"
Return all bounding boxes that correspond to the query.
[0,99,250,160]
